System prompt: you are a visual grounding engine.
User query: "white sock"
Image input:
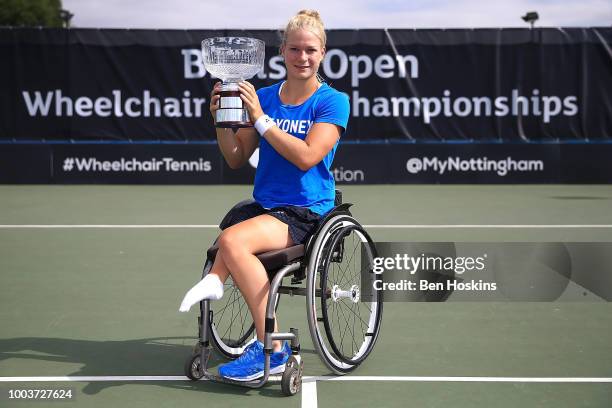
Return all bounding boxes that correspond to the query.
[178,274,224,312]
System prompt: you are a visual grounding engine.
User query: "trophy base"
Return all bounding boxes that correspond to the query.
[216,100,252,128]
[216,84,252,128]
[216,121,253,129]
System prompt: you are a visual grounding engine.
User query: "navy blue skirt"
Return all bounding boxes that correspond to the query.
[219,201,322,245]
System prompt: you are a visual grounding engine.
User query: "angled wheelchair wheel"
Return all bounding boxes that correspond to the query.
[209,275,256,359]
[198,257,253,359]
[306,215,383,374]
[203,259,281,359]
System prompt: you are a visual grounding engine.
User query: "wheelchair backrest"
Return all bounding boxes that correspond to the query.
[334,190,342,206]
[218,199,257,230]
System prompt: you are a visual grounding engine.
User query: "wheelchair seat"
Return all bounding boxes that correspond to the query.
[206,243,305,271]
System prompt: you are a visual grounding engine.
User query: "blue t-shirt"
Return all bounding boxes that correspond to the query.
[253,82,350,215]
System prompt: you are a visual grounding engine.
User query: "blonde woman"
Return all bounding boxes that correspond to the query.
[180,10,349,381]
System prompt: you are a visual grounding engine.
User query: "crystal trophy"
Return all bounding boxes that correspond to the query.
[201,37,265,128]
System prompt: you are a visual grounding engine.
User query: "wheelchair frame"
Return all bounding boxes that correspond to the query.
[184,193,383,396]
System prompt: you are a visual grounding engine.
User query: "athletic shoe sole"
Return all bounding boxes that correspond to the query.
[220,363,286,382]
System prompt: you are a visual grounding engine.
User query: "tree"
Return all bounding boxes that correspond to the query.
[0,0,71,28]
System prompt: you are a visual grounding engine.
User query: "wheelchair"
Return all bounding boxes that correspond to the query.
[183,191,383,396]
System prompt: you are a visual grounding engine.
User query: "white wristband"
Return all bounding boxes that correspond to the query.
[254,114,276,136]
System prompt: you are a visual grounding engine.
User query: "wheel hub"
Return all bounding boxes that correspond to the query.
[331,284,360,303]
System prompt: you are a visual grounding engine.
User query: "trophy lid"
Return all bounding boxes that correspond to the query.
[201,37,265,82]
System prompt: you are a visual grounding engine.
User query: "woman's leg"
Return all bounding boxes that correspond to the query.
[211,214,293,351]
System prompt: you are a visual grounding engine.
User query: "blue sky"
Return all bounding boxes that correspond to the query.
[62,0,612,29]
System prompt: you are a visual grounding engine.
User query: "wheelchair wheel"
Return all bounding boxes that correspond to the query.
[203,259,281,359]
[306,215,383,374]
[198,257,253,359]
[209,275,256,359]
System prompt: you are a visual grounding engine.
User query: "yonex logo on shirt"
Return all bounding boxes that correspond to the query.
[272,118,313,135]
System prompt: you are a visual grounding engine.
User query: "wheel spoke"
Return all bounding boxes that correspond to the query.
[337,235,359,288]
[341,300,371,327]
[337,299,359,355]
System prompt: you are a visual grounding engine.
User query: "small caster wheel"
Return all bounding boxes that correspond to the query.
[281,366,301,396]
[184,353,204,381]
[286,355,299,369]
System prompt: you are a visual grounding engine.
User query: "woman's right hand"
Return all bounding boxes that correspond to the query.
[209,81,222,124]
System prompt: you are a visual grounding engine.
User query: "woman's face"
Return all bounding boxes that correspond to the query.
[281,28,325,81]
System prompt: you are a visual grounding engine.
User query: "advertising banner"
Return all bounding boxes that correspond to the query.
[2,142,611,184]
[1,28,610,143]
[52,144,220,184]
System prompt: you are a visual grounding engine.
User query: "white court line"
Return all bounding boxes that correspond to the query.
[1,224,612,229]
[0,376,187,382]
[365,224,612,229]
[0,225,220,229]
[309,376,612,383]
[1,375,611,383]
[301,380,318,408]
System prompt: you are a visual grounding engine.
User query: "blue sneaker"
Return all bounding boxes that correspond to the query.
[218,341,291,381]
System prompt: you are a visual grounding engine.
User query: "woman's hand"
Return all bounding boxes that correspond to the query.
[238,81,264,123]
[209,81,222,124]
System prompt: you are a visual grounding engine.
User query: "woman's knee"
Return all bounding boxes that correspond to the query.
[217,229,248,260]
[217,216,291,262]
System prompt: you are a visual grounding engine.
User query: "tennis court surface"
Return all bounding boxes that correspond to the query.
[1,185,611,407]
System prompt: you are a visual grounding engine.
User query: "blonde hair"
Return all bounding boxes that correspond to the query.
[282,9,326,48]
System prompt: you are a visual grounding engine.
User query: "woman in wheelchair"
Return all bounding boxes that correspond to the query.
[180,10,350,382]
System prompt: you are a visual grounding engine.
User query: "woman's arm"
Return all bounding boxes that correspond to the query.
[210,82,259,169]
[257,122,340,171]
[238,81,341,172]
[215,127,259,169]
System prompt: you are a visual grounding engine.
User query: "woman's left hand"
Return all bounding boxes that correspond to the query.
[238,81,264,123]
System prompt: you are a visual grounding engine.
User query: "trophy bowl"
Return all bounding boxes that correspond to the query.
[202,37,265,128]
